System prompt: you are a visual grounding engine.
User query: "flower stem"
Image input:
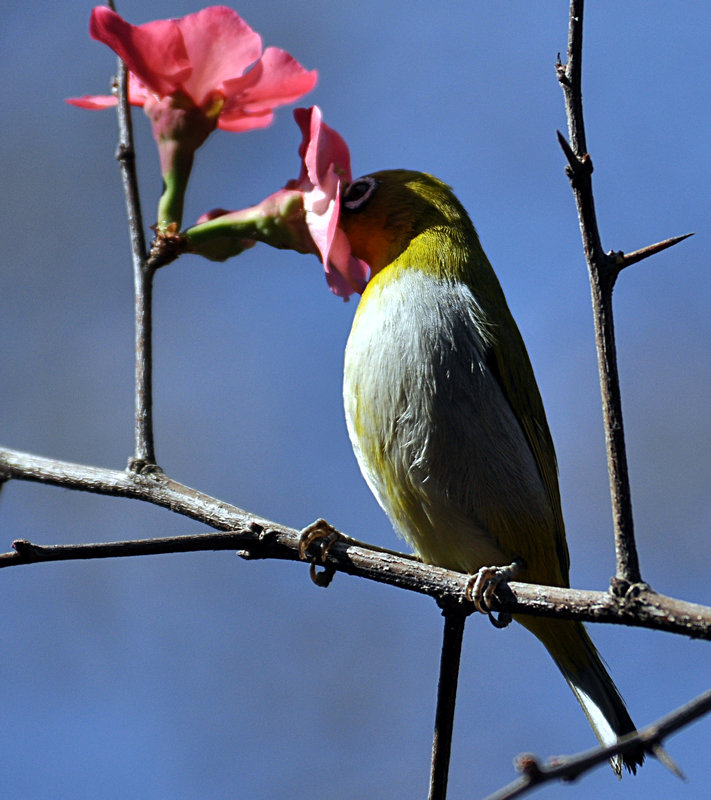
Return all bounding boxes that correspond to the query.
[156,152,195,231]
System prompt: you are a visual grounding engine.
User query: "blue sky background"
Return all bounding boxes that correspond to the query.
[1,2,710,798]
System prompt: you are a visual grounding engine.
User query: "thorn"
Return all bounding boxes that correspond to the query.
[556,131,592,175]
[651,744,685,781]
[614,232,694,271]
[556,130,576,166]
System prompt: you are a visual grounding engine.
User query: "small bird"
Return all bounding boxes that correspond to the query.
[339,169,644,774]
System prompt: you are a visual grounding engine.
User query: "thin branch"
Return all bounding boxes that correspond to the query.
[113,54,156,469]
[557,0,640,586]
[556,5,694,591]
[1,446,711,639]
[429,610,468,800]
[481,687,711,800]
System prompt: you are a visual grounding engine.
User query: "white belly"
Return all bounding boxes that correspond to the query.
[343,268,553,573]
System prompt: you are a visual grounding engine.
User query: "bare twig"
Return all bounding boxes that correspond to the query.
[1,446,710,639]
[556,0,691,588]
[429,610,468,800]
[113,54,156,470]
[481,688,711,800]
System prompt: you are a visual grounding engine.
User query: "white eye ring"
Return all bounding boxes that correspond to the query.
[343,176,379,210]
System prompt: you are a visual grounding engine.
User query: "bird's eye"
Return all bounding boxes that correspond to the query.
[343,176,379,211]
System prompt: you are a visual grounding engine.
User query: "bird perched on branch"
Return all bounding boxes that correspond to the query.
[338,169,644,774]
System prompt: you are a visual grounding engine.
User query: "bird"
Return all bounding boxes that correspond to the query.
[337,169,645,775]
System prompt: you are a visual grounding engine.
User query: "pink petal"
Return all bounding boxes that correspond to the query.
[305,170,345,264]
[66,73,151,111]
[66,94,118,110]
[289,108,315,188]
[289,107,352,193]
[301,164,368,298]
[324,229,369,297]
[89,7,192,97]
[174,6,263,106]
[222,48,316,115]
[126,73,152,105]
[282,107,367,297]
[304,106,352,187]
[303,193,336,265]
[217,109,275,132]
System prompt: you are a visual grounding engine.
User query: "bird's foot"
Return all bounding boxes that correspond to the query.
[298,519,341,588]
[465,559,524,629]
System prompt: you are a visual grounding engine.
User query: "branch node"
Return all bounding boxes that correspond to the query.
[624,581,653,600]
[436,595,473,618]
[12,539,41,560]
[556,130,593,177]
[234,525,274,560]
[609,577,630,598]
[147,224,189,270]
[555,55,569,85]
[127,457,164,476]
[514,753,543,780]
[255,526,278,550]
[115,142,135,164]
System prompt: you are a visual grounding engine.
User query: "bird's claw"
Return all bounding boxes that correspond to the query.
[464,559,523,628]
[298,519,341,588]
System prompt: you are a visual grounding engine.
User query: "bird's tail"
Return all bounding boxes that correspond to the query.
[517,615,645,776]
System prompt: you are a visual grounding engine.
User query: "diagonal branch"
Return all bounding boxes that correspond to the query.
[1,446,711,639]
[481,687,711,800]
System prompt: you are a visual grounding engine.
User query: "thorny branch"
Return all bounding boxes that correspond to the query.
[557,0,637,585]
[555,0,691,589]
[482,688,711,800]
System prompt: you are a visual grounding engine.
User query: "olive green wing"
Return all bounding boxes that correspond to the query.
[464,246,571,583]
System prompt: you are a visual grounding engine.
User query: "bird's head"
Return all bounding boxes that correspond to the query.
[339,169,479,278]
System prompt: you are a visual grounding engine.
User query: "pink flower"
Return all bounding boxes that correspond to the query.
[185,106,368,297]
[68,6,317,133]
[68,6,316,230]
[286,106,369,297]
